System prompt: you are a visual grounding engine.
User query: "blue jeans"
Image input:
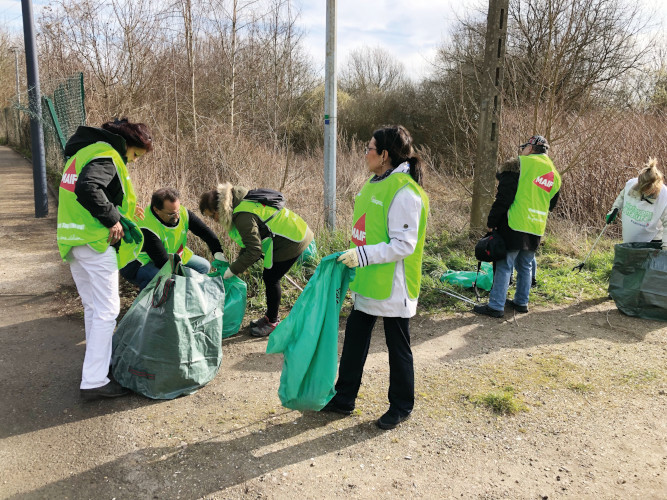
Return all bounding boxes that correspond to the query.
[127,255,211,290]
[488,249,535,311]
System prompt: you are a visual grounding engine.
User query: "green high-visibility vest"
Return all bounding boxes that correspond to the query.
[56,142,142,268]
[507,154,561,236]
[229,200,309,269]
[136,204,193,265]
[349,173,429,300]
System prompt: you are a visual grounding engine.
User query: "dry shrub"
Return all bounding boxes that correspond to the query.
[125,123,461,258]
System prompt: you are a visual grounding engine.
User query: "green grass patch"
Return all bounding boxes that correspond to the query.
[567,382,594,393]
[619,369,658,385]
[469,386,526,415]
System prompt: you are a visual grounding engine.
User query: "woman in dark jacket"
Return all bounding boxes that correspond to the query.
[199,183,314,337]
[56,118,153,400]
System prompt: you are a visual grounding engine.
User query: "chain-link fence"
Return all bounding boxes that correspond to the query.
[0,73,86,175]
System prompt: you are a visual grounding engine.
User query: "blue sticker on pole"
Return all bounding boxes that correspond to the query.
[324,114,330,125]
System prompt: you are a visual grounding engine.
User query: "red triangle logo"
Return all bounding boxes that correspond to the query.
[60,159,77,193]
[533,170,555,192]
[177,244,184,256]
[351,213,366,246]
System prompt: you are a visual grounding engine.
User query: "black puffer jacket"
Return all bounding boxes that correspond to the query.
[487,157,560,251]
[64,126,129,228]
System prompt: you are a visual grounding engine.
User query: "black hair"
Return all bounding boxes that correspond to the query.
[151,187,180,210]
[101,118,153,152]
[372,125,423,185]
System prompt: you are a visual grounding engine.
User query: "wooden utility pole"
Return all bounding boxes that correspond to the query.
[470,0,509,234]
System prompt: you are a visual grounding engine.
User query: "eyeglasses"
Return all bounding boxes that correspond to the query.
[158,208,180,217]
[364,146,377,155]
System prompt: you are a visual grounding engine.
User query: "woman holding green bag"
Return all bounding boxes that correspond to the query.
[322,125,429,430]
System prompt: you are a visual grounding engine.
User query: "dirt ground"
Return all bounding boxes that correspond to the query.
[1,145,666,499]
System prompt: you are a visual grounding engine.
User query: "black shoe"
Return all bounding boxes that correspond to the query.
[473,304,504,318]
[320,398,353,416]
[80,380,130,401]
[376,409,411,430]
[505,299,528,313]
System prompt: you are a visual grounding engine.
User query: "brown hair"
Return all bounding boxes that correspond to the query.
[199,189,218,214]
[637,158,663,197]
[101,118,153,152]
[151,188,180,210]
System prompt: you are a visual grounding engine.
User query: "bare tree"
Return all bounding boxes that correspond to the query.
[340,46,407,95]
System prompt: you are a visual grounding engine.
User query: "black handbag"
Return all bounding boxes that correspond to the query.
[475,230,507,262]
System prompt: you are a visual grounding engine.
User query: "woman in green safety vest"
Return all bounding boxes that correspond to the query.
[199,183,314,337]
[321,125,429,431]
[56,118,153,400]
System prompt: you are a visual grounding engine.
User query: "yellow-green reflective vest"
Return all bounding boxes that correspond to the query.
[507,154,561,236]
[136,204,193,266]
[229,200,309,269]
[57,142,142,268]
[349,173,429,301]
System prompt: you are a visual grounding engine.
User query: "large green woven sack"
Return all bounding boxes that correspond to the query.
[440,262,494,291]
[609,242,667,321]
[112,259,225,399]
[266,253,354,411]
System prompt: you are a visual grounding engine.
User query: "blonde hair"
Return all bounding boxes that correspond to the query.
[636,158,663,197]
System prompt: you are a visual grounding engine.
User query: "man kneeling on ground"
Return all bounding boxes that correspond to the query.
[120,187,226,289]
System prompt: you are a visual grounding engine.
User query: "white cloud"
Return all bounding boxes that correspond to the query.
[296,0,475,79]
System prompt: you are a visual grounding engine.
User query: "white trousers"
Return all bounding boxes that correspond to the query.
[69,245,120,389]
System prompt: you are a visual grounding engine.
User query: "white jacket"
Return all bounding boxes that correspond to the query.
[352,163,424,318]
[612,178,667,247]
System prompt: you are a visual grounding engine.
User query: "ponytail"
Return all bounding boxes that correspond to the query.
[408,156,423,186]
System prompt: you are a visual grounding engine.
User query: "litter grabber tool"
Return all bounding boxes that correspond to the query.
[572,219,613,272]
[438,285,477,305]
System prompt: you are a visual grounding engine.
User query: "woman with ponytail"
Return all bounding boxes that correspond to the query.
[322,125,429,430]
[607,158,667,248]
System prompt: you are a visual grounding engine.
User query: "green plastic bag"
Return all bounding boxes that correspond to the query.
[609,242,667,321]
[209,261,247,338]
[112,258,224,399]
[440,262,494,291]
[266,253,354,411]
[297,239,318,265]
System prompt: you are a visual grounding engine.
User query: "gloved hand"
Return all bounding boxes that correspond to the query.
[119,216,143,244]
[223,268,234,280]
[118,217,132,243]
[337,248,360,268]
[214,252,227,263]
[211,252,228,271]
[605,208,619,224]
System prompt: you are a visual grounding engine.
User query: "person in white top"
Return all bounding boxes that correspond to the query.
[321,125,429,430]
[607,158,667,248]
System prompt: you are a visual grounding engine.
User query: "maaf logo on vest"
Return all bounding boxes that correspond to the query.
[351,213,366,246]
[60,160,78,193]
[533,171,555,193]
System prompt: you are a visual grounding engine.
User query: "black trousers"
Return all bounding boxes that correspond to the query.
[333,309,414,415]
[262,255,299,323]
